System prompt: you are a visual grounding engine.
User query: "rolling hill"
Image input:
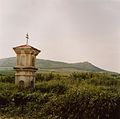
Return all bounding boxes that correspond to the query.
[0,57,105,72]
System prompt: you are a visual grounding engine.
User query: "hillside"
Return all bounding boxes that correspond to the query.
[0,57,105,72]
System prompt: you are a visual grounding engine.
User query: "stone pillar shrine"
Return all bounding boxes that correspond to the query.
[13,34,41,88]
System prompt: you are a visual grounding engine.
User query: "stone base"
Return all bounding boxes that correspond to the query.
[14,68,37,88]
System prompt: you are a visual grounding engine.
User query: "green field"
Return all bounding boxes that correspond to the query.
[0,70,120,119]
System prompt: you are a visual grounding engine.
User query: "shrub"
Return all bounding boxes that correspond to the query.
[0,75,15,83]
[0,72,120,119]
[13,92,27,106]
[0,93,9,106]
[0,83,16,91]
[41,86,120,119]
[35,80,68,94]
[36,73,55,82]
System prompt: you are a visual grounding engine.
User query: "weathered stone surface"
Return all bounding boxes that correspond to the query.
[13,44,40,88]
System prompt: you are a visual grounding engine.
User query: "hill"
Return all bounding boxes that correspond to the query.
[0,57,105,72]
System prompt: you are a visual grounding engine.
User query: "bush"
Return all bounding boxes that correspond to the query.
[0,75,15,83]
[35,80,68,94]
[0,72,120,119]
[0,93,9,106]
[36,73,55,82]
[42,86,120,119]
[0,83,16,91]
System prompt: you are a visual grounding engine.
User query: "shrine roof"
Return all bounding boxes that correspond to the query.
[13,44,41,52]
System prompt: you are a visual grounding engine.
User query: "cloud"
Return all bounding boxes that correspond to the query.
[0,0,120,72]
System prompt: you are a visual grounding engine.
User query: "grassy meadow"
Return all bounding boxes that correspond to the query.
[0,70,120,119]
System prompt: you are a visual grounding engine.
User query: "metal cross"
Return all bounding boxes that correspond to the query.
[26,33,29,45]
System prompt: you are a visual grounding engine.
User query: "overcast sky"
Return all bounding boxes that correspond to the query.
[0,0,120,72]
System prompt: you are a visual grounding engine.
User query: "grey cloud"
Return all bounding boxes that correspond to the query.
[0,0,120,72]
